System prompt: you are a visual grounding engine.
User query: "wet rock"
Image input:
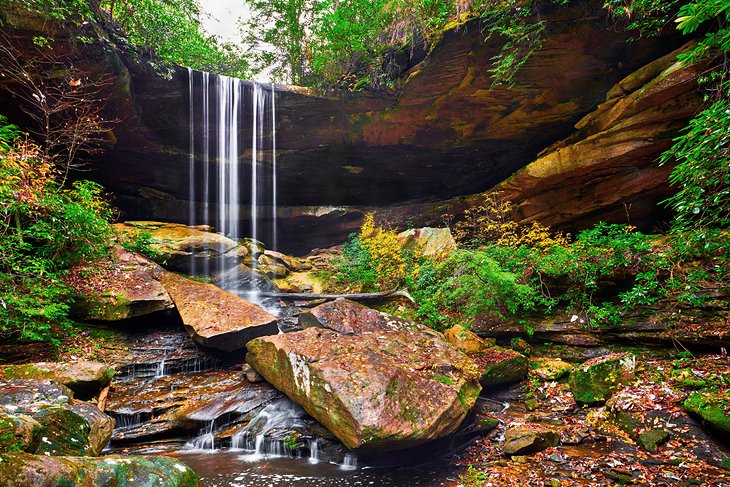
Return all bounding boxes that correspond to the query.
[158,271,278,353]
[684,391,730,435]
[298,298,426,334]
[263,250,312,272]
[569,353,636,405]
[443,324,494,354]
[502,424,560,455]
[246,326,481,450]
[0,362,115,399]
[106,370,243,442]
[471,346,529,389]
[530,358,574,381]
[397,227,457,260]
[0,412,41,452]
[0,453,199,486]
[257,254,290,278]
[0,380,114,456]
[638,429,670,453]
[214,265,277,293]
[72,247,174,321]
[114,221,238,274]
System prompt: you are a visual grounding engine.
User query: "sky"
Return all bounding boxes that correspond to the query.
[199,1,250,45]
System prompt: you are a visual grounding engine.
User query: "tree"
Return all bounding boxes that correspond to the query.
[0,32,113,184]
[98,0,250,76]
[241,0,315,84]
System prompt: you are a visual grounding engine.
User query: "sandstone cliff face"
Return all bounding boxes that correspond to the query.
[0,2,693,253]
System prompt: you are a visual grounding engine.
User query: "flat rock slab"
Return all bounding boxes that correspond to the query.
[114,221,238,274]
[246,326,481,451]
[158,271,278,353]
[299,298,425,334]
[0,362,114,399]
[72,247,174,321]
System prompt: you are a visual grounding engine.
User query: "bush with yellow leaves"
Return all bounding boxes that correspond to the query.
[453,192,568,247]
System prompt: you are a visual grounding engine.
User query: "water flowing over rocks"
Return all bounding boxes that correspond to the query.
[157,271,279,353]
[246,323,482,451]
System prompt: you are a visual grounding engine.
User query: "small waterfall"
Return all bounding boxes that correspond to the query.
[230,399,308,459]
[184,421,216,451]
[188,72,278,294]
[341,453,358,470]
[308,438,320,463]
[154,357,166,378]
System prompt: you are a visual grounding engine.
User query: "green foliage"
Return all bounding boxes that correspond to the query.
[0,131,113,345]
[243,0,573,88]
[661,89,729,230]
[121,231,159,260]
[408,250,544,330]
[99,0,249,76]
[5,0,248,76]
[0,116,19,150]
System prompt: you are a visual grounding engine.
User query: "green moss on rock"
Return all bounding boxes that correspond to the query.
[684,391,730,435]
[569,353,636,405]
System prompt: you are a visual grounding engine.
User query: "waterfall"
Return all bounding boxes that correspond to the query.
[188,72,278,293]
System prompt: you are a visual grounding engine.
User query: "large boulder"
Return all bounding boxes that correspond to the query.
[158,271,278,353]
[0,362,114,399]
[71,247,174,321]
[0,453,199,487]
[0,412,41,453]
[569,353,636,405]
[298,298,424,334]
[246,326,481,450]
[0,380,114,456]
[397,227,457,260]
[113,221,239,274]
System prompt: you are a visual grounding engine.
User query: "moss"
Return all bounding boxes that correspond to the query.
[683,392,730,434]
[569,353,636,405]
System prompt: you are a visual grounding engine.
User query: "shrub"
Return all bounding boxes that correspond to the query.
[0,135,113,345]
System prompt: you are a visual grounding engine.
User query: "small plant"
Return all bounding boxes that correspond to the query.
[283,434,302,451]
[460,465,488,486]
[122,231,159,259]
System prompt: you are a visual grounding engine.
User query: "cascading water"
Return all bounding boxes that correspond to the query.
[188,71,278,301]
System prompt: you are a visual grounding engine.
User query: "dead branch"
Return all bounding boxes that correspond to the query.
[259,289,415,303]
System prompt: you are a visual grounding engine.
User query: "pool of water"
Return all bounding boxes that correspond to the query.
[174,451,459,487]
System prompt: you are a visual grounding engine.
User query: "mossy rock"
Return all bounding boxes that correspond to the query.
[569,353,636,405]
[443,324,494,354]
[529,358,573,381]
[31,402,114,457]
[0,453,200,486]
[503,425,560,455]
[638,429,670,453]
[472,346,529,389]
[0,362,115,399]
[0,413,41,453]
[684,391,730,435]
